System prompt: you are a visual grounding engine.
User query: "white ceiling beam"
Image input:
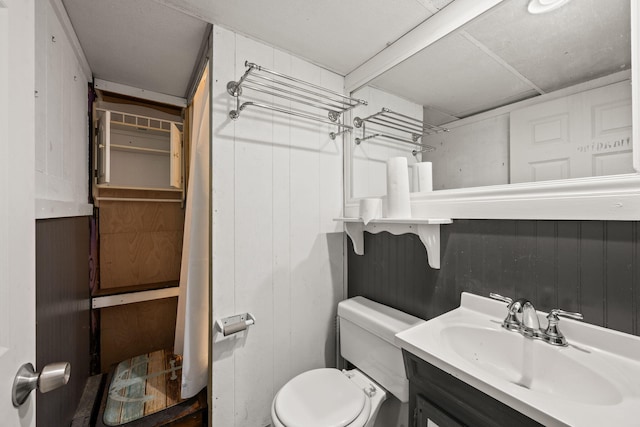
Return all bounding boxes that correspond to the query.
[345,0,503,93]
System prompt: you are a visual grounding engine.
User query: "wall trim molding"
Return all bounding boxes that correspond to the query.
[36,199,93,219]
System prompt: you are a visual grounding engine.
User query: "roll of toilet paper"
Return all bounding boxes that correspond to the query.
[359,198,382,225]
[386,157,411,218]
[223,320,253,336]
[381,195,388,218]
[413,162,433,192]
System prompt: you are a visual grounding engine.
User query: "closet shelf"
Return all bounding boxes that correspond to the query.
[109,144,171,155]
[227,61,367,136]
[335,217,452,269]
[92,281,179,309]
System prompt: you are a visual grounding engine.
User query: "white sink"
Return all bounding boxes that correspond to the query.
[395,293,640,427]
[440,324,622,405]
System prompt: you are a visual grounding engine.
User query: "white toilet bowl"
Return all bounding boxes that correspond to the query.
[271,368,386,427]
[271,297,423,427]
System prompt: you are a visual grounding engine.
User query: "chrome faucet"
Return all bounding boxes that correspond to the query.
[489,293,583,346]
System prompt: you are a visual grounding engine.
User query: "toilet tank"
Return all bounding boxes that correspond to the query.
[337,296,424,403]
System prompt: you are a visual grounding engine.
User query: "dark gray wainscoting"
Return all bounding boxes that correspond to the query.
[348,220,640,336]
[36,217,90,427]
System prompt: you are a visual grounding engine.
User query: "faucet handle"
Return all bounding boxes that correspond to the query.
[489,293,513,304]
[548,308,583,321]
[543,308,583,346]
[489,293,520,331]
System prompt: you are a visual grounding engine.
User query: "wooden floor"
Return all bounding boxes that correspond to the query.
[96,348,206,426]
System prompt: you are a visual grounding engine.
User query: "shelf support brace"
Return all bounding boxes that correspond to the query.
[344,222,365,255]
[417,224,441,269]
[342,220,447,269]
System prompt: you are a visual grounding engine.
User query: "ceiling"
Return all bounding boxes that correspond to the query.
[61,0,453,98]
[61,0,631,119]
[62,0,210,98]
[370,0,631,122]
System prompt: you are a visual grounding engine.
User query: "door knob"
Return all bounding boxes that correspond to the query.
[12,362,71,407]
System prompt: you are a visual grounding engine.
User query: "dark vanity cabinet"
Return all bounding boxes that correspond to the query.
[403,350,544,427]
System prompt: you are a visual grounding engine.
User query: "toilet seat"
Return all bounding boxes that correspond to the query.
[272,368,372,427]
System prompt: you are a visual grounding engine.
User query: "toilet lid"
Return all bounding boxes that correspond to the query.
[275,368,367,427]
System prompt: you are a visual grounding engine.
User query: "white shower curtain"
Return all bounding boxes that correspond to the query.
[174,65,210,399]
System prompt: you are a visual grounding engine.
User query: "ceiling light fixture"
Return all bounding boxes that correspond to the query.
[527,0,572,14]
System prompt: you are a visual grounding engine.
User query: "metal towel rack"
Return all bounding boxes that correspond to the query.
[227,61,366,136]
[353,107,448,152]
[411,146,433,157]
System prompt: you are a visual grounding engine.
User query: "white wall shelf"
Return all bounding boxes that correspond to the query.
[335,217,452,269]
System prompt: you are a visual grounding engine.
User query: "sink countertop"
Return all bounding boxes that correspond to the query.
[395,292,640,427]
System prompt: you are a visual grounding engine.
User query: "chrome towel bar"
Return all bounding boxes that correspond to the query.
[227,61,366,136]
[353,107,446,153]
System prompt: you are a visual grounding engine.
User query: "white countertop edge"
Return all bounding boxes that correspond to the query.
[395,292,640,427]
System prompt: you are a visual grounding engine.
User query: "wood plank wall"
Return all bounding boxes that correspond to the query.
[36,217,90,427]
[99,299,178,372]
[98,197,183,288]
[97,196,184,371]
[348,219,640,336]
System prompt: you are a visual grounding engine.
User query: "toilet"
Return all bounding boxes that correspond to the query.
[271,296,424,427]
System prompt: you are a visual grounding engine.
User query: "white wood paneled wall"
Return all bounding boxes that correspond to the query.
[35,0,92,218]
[211,26,345,427]
[350,86,422,199]
[422,112,510,190]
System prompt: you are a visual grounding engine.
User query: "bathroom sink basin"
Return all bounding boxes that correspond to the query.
[395,293,640,427]
[440,324,622,405]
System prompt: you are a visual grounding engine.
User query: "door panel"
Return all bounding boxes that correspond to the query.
[0,0,36,425]
[510,80,633,183]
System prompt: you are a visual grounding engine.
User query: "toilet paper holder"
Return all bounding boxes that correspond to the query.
[215,312,256,337]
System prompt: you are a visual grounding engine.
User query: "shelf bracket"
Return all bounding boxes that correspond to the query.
[342,219,450,269]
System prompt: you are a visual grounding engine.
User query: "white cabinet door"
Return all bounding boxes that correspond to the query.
[97,110,111,184]
[170,123,182,189]
[510,81,633,183]
[0,0,36,424]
